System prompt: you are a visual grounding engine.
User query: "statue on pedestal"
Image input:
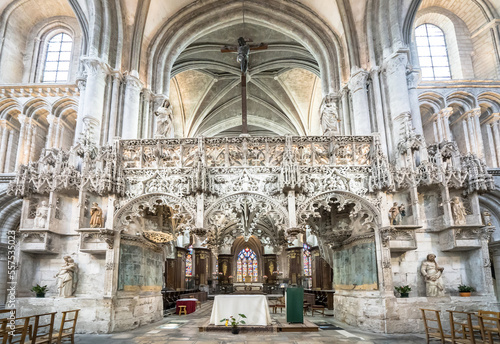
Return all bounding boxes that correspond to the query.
[388,202,400,225]
[154,100,173,138]
[420,253,445,297]
[89,202,104,228]
[320,93,340,136]
[34,201,49,228]
[451,197,467,225]
[54,256,78,297]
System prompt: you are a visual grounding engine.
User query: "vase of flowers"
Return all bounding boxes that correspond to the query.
[458,284,475,297]
[394,285,411,298]
[221,314,247,334]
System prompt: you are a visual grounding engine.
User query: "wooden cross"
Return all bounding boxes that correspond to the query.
[221,37,268,134]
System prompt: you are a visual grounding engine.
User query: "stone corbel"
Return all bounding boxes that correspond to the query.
[379,225,419,252]
[75,228,114,254]
[19,230,59,254]
[438,224,485,252]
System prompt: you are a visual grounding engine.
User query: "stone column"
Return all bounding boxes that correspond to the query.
[107,72,122,143]
[489,243,500,300]
[0,248,7,304]
[311,246,321,290]
[436,107,453,142]
[467,108,484,159]
[175,247,187,290]
[286,247,302,286]
[370,68,389,154]
[76,57,109,144]
[73,78,86,144]
[121,71,143,139]
[406,69,423,135]
[383,53,413,150]
[347,68,371,135]
[485,114,500,167]
[0,122,10,172]
[194,248,210,286]
[263,254,278,284]
[45,115,55,149]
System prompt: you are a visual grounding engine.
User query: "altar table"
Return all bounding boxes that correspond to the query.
[176,298,197,314]
[209,295,271,326]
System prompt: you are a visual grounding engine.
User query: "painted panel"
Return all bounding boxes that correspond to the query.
[332,240,378,290]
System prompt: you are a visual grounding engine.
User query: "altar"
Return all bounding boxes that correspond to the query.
[233,282,263,293]
[209,295,272,326]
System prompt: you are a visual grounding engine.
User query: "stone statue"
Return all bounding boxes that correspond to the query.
[388,202,400,225]
[89,202,104,228]
[451,196,467,225]
[269,261,274,275]
[237,37,250,74]
[34,201,49,228]
[420,253,445,297]
[320,93,340,136]
[54,256,78,297]
[154,100,173,138]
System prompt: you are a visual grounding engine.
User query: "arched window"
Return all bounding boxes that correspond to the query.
[185,245,193,277]
[303,244,312,276]
[237,248,258,282]
[415,24,451,81]
[42,33,73,83]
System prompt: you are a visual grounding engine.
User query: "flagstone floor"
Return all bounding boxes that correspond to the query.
[75,301,426,343]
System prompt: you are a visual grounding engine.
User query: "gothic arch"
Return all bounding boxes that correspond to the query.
[147,0,346,97]
[113,192,196,230]
[297,190,381,226]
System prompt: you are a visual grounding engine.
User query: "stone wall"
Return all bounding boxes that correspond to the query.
[111,293,163,332]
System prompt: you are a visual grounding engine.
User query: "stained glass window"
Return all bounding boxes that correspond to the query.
[237,248,258,282]
[303,244,312,276]
[415,24,451,81]
[43,33,73,83]
[185,245,193,277]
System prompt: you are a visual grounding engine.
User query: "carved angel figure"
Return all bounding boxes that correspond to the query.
[320,93,340,136]
[154,100,173,138]
[421,254,445,297]
[34,201,49,228]
[90,202,104,228]
[451,197,467,225]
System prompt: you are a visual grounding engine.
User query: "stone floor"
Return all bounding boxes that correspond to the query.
[75,301,427,343]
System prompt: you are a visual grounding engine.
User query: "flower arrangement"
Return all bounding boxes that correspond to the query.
[394,285,411,294]
[221,314,247,328]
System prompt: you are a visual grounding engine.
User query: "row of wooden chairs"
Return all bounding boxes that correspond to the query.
[421,308,500,344]
[0,309,79,344]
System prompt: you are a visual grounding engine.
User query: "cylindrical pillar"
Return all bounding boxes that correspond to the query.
[347,68,372,135]
[121,71,143,139]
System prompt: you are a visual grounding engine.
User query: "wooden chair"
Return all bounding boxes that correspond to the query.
[447,310,488,344]
[30,311,57,344]
[275,297,285,313]
[52,309,80,344]
[5,316,31,344]
[478,313,500,344]
[303,302,310,315]
[178,306,187,315]
[420,308,451,344]
[0,318,9,344]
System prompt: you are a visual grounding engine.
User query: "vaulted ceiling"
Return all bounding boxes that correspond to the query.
[169,22,322,137]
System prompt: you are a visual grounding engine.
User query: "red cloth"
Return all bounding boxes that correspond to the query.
[176,300,197,314]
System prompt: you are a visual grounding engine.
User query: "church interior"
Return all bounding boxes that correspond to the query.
[1,0,500,341]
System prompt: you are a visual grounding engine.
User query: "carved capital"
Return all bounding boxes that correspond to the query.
[348,69,369,93]
[81,56,109,78]
[384,53,408,75]
[406,69,421,89]
[124,71,143,91]
[438,107,454,119]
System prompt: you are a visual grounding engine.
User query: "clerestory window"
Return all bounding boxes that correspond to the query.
[42,33,73,83]
[415,24,452,81]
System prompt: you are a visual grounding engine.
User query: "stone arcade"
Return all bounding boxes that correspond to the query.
[0,0,500,336]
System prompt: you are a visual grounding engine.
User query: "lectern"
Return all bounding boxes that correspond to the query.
[286,287,304,323]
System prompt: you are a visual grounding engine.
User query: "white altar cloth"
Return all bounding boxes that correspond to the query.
[209,295,271,326]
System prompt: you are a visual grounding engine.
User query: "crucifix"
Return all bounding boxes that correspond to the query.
[221,37,268,134]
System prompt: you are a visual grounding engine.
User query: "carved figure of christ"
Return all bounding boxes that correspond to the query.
[221,37,268,134]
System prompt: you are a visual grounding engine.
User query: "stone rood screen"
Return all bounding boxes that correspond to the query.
[120,135,373,169]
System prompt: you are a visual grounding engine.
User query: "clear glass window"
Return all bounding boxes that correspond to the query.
[42,33,73,83]
[415,24,451,81]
